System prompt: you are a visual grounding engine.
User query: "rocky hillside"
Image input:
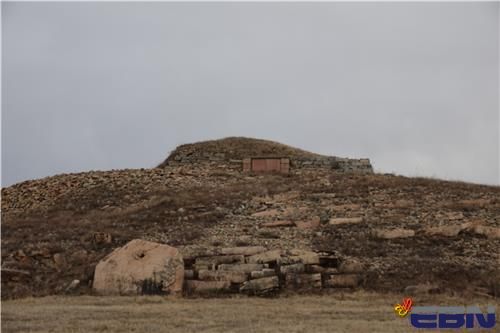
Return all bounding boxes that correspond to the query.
[2,138,500,299]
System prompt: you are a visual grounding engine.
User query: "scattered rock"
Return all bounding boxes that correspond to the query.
[252,209,281,218]
[424,223,471,237]
[261,220,295,228]
[65,279,80,293]
[295,216,321,230]
[256,230,280,239]
[329,217,364,225]
[373,228,415,239]
[471,225,500,239]
[53,253,66,270]
[92,232,112,245]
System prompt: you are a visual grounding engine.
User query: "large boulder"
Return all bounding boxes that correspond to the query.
[93,239,184,295]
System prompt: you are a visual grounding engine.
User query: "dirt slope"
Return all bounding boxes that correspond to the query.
[2,139,500,299]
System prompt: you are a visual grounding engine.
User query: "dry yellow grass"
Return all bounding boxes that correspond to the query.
[2,292,497,333]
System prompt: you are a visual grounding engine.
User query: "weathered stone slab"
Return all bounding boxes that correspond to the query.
[185,280,231,293]
[93,239,184,296]
[247,249,282,264]
[219,246,266,256]
[195,255,244,266]
[280,263,305,275]
[285,273,322,289]
[250,268,276,279]
[218,263,264,273]
[198,270,247,283]
[324,274,359,288]
[329,217,364,225]
[240,276,279,292]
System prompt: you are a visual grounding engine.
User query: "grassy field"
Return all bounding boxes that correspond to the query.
[2,292,497,333]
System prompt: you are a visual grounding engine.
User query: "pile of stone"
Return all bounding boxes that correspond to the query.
[182,246,363,295]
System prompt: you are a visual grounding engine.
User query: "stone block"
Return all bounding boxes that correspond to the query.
[295,216,321,230]
[219,246,266,256]
[198,270,248,284]
[240,276,279,293]
[285,273,322,289]
[280,263,305,275]
[287,249,320,265]
[329,217,363,225]
[373,228,415,239]
[195,255,244,266]
[185,280,231,293]
[218,263,265,273]
[250,268,276,279]
[247,249,282,264]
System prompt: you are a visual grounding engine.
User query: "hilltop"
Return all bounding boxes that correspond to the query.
[158,137,320,167]
[1,138,499,299]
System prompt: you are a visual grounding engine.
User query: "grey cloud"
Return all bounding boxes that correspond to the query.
[2,2,499,186]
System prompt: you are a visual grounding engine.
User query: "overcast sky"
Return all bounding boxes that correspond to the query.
[2,2,499,187]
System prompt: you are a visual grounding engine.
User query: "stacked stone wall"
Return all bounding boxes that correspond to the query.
[181,246,363,295]
[166,151,373,174]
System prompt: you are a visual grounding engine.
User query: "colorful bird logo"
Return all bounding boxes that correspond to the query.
[394,298,413,318]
